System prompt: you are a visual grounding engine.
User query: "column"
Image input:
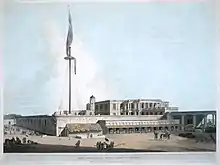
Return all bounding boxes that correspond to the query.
[212,114,215,125]
[214,114,216,126]
[181,115,185,131]
[193,115,197,128]
[203,115,207,132]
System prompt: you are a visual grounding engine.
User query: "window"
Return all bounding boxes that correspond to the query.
[149,103,152,108]
[113,113,116,115]
[90,112,92,115]
[131,103,134,109]
[141,103,144,108]
[100,104,103,109]
[160,112,163,115]
[155,112,158,115]
[105,104,108,109]
[145,103,148,108]
[95,105,98,110]
[141,112,144,115]
[150,112,153,115]
[113,103,116,110]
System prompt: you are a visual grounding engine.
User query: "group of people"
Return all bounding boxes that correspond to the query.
[4,136,38,150]
[96,141,114,151]
[153,130,171,140]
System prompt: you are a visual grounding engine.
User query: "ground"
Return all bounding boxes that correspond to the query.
[4,132,216,153]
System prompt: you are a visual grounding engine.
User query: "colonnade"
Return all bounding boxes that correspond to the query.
[107,125,180,134]
[177,113,216,132]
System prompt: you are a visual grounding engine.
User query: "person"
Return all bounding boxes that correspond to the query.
[167,133,171,140]
[160,133,163,140]
[75,140,81,148]
[110,141,114,149]
[100,142,104,151]
[22,137,26,144]
[154,130,158,140]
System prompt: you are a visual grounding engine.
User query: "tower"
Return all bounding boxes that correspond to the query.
[88,95,96,115]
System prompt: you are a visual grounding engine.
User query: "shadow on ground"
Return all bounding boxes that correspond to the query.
[4,144,215,153]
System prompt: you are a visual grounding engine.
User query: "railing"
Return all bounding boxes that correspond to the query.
[106,119,180,126]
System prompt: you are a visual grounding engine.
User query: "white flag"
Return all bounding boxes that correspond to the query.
[66,9,73,56]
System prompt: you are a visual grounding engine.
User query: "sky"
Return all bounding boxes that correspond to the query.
[3,1,216,115]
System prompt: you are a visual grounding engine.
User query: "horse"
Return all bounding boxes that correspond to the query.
[160,132,171,140]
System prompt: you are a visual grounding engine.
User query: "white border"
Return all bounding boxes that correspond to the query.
[1,0,218,165]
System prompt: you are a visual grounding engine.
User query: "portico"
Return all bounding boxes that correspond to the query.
[169,110,216,132]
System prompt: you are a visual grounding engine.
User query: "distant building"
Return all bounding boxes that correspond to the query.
[14,95,216,137]
[4,118,16,126]
[60,123,103,138]
[86,96,177,116]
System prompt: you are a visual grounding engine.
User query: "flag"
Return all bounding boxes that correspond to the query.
[66,9,73,56]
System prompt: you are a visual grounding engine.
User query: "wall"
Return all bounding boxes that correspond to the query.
[69,132,102,139]
[55,115,162,136]
[16,116,56,136]
[4,119,16,126]
[95,101,110,115]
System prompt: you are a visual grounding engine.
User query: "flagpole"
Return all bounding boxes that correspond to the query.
[68,47,72,114]
[65,7,76,114]
[64,47,74,114]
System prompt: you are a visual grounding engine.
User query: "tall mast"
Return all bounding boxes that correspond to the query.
[64,48,74,114]
[65,7,76,114]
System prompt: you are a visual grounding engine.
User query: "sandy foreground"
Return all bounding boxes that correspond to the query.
[4,133,216,152]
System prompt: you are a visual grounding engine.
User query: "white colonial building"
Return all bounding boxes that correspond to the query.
[14,96,216,137]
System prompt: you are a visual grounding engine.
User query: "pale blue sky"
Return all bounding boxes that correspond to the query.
[3,2,216,115]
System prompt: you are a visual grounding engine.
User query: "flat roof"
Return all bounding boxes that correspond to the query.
[170,110,216,115]
[16,115,52,118]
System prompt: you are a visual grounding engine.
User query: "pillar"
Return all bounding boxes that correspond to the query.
[203,115,207,132]
[215,114,216,126]
[193,115,197,128]
[181,115,185,131]
[212,114,215,125]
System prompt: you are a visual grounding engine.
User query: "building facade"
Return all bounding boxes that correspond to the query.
[13,96,216,137]
[86,96,178,116]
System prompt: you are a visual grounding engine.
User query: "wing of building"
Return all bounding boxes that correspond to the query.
[14,96,216,138]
